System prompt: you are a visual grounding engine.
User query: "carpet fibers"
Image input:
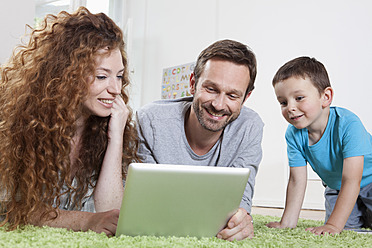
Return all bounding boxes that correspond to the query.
[0,215,371,247]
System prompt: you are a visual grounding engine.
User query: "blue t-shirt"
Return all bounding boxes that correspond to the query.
[286,106,372,190]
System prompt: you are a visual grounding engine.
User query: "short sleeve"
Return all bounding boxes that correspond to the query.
[285,126,307,167]
[341,116,372,158]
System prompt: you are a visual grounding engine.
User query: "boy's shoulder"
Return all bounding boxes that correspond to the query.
[331,106,362,124]
[332,106,356,117]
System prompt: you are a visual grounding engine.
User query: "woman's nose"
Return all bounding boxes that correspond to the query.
[108,78,121,95]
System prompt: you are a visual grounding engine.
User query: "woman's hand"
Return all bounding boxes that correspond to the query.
[107,94,129,142]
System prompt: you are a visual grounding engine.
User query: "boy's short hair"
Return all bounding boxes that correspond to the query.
[193,39,257,98]
[272,56,331,94]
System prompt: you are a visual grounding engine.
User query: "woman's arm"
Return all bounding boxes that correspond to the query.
[94,95,128,212]
[30,208,120,236]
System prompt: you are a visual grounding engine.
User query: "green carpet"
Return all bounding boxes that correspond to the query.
[1,215,371,247]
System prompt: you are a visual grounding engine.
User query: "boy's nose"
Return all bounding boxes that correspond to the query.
[287,102,296,111]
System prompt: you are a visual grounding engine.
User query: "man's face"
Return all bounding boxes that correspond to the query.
[191,59,251,132]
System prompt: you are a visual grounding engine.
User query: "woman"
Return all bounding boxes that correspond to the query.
[0,7,139,236]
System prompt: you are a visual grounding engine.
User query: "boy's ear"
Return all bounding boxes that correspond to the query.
[322,87,333,108]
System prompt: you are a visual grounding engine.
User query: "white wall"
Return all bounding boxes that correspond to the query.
[127,0,372,210]
[2,0,371,210]
[0,1,35,64]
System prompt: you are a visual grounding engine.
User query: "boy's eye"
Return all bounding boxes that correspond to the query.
[279,101,287,106]
[296,96,304,101]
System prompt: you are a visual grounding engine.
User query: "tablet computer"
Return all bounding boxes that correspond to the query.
[115,163,250,238]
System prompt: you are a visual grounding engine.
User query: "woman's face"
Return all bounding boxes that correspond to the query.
[83,48,124,117]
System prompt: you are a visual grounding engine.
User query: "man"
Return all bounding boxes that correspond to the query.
[136,39,264,241]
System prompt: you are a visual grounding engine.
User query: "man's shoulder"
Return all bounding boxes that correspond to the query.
[224,106,264,135]
[236,106,264,126]
[137,97,192,121]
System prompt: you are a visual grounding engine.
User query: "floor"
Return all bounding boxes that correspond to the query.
[251,206,325,221]
[252,206,372,234]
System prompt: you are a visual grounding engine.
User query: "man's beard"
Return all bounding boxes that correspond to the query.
[192,101,239,132]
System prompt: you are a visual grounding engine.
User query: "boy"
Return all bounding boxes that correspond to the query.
[267,56,372,235]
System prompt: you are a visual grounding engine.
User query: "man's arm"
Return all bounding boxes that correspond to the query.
[267,166,307,228]
[218,115,264,241]
[306,156,363,235]
[233,120,264,213]
[136,111,157,163]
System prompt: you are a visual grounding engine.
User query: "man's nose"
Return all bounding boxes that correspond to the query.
[211,94,226,111]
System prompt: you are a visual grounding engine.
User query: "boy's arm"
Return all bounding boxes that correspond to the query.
[267,166,307,228]
[307,156,363,235]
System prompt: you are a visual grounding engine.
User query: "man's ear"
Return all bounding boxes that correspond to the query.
[242,91,253,104]
[322,87,333,108]
[190,73,196,95]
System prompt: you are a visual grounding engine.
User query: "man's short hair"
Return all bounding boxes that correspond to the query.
[193,39,257,98]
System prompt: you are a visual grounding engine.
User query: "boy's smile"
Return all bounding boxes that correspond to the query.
[274,76,330,134]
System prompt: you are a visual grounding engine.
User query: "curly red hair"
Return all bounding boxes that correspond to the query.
[0,7,139,230]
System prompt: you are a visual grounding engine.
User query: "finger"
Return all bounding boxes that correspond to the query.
[266,222,279,228]
[227,228,253,241]
[227,209,246,228]
[112,97,126,111]
[312,228,325,236]
[103,228,115,237]
[105,223,117,236]
[115,94,125,104]
[221,224,253,241]
[218,216,252,240]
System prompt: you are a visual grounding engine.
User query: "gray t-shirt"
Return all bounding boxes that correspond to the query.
[136,97,264,213]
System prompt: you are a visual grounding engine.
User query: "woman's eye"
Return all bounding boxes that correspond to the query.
[117,75,123,79]
[96,75,107,80]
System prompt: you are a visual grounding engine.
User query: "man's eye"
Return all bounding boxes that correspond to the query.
[229,94,238,99]
[206,87,215,92]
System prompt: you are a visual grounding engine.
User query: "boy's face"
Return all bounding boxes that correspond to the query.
[274,76,328,131]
